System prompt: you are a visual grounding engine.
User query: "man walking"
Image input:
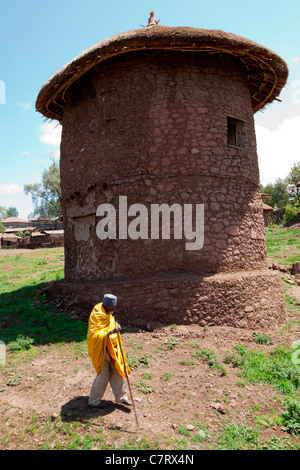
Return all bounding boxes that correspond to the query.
[87,294,132,408]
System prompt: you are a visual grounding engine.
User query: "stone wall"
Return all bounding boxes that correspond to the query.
[45,269,285,330]
[56,49,285,328]
[61,51,266,280]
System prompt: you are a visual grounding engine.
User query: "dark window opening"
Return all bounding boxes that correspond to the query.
[227,117,246,149]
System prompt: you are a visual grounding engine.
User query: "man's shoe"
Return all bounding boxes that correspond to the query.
[117,399,132,406]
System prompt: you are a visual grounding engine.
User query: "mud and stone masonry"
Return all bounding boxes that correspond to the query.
[36,25,289,329]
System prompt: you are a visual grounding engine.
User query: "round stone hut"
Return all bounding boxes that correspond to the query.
[36,25,288,329]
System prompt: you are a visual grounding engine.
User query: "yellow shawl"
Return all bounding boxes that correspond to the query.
[87,302,130,378]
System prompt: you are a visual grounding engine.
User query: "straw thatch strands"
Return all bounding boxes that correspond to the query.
[36,26,288,123]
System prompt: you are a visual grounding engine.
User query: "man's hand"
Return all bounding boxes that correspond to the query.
[107,323,121,336]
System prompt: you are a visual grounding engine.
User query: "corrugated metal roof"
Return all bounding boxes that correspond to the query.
[43,230,64,235]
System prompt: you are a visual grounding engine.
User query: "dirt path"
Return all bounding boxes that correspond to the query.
[290,285,300,301]
[0,248,62,256]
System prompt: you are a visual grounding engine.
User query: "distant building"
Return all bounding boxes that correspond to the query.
[0,217,64,249]
[262,203,274,227]
[29,218,63,231]
[0,233,22,248]
[1,217,31,228]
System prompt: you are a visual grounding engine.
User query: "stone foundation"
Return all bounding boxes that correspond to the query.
[46,268,285,330]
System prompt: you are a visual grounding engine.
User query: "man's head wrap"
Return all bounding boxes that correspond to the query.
[103,294,117,307]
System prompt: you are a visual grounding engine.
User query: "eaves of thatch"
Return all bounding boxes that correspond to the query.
[36,25,289,123]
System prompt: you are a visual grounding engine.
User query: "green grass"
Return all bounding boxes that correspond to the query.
[165,337,179,350]
[192,346,227,375]
[1,228,300,450]
[265,226,300,265]
[126,352,149,369]
[135,378,152,394]
[217,421,300,450]
[161,372,172,381]
[0,250,64,294]
[118,437,157,450]
[218,423,260,450]
[0,249,86,345]
[0,285,86,345]
[281,398,300,434]
[252,332,274,345]
[225,344,300,396]
[177,425,191,436]
[8,335,34,351]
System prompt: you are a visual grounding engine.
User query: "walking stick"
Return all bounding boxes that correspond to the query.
[117,331,139,428]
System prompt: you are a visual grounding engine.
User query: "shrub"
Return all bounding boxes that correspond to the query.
[193,347,227,375]
[252,332,273,345]
[8,335,34,352]
[135,379,152,394]
[166,337,179,350]
[126,353,149,369]
[283,204,299,223]
[281,398,300,434]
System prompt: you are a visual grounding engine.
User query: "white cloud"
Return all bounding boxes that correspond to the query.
[21,151,31,156]
[52,149,60,159]
[256,114,300,185]
[39,122,62,147]
[17,101,32,111]
[0,184,23,194]
[289,56,300,68]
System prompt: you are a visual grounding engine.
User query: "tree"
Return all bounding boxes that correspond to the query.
[6,207,19,218]
[0,206,19,220]
[283,203,299,223]
[286,162,300,206]
[287,161,300,186]
[261,178,290,211]
[24,158,61,218]
[0,206,6,220]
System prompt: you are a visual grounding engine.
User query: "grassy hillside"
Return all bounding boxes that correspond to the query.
[266,226,300,266]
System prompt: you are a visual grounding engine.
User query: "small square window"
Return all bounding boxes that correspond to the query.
[227,116,245,148]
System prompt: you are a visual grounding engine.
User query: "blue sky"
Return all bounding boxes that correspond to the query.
[0,0,300,218]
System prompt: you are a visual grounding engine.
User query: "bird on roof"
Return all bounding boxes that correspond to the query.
[141,11,160,28]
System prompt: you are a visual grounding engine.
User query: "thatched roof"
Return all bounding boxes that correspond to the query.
[30,231,46,237]
[36,25,288,123]
[1,217,29,224]
[262,202,274,211]
[1,233,22,240]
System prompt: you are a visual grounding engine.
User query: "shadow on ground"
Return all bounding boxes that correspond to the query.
[60,396,133,430]
[0,282,88,345]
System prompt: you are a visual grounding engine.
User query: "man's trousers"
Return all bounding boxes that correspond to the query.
[88,358,128,406]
